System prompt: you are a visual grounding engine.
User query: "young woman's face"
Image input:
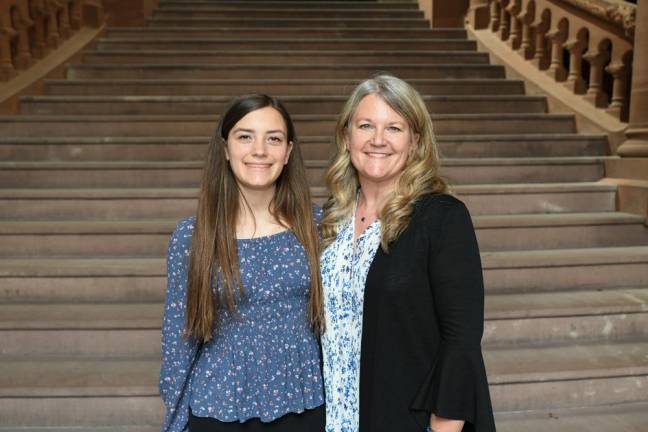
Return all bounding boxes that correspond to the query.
[225,106,293,193]
[346,94,417,187]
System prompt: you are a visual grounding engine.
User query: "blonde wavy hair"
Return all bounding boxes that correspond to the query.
[321,74,448,251]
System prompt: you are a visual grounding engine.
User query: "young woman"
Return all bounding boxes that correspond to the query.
[159,94,325,432]
[320,75,496,432]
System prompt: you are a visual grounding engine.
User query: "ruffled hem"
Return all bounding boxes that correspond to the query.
[189,332,324,423]
[409,344,496,432]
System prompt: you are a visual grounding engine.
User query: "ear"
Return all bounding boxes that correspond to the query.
[224,144,230,161]
[284,141,293,165]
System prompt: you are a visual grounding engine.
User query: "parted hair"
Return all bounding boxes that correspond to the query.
[321,75,448,251]
[186,94,324,342]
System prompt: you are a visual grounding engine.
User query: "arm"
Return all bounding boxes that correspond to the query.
[159,219,198,411]
[428,201,485,431]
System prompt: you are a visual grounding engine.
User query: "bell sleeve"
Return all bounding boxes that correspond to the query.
[410,201,496,432]
[159,218,200,432]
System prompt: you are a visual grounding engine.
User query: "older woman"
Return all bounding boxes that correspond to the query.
[320,75,496,432]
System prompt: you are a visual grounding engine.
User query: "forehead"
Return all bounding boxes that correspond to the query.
[232,106,287,132]
[352,93,406,123]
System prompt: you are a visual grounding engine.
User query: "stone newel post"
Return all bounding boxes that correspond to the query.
[617,0,648,156]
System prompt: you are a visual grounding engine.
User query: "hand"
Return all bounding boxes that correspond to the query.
[428,414,465,432]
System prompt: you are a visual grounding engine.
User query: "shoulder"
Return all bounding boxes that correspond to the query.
[413,193,468,222]
[168,216,196,254]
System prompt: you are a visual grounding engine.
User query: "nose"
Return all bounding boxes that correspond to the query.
[251,138,268,157]
[371,127,387,146]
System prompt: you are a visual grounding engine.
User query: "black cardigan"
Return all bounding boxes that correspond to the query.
[358,194,496,432]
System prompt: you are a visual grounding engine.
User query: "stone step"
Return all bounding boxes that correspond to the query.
[440,133,609,157]
[495,402,648,432]
[105,27,467,40]
[44,78,525,97]
[151,7,424,18]
[0,113,574,137]
[2,285,648,355]
[0,358,162,428]
[0,157,604,189]
[66,64,503,80]
[146,17,431,28]
[95,38,476,51]
[0,134,608,162]
[482,246,648,293]
[19,95,546,116]
[474,211,648,251]
[0,303,161,358]
[0,136,332,161]
[0,257,166,304]
[1,340,647,425]
[1,246,643,304]
[1,212,646,258]
[156,1,420,10]
[484,287,648,346]
[0,183,615,220]
[486,340,648,412]
[81,50,490,66]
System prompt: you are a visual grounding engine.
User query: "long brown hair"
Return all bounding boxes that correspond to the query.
[186,94,323,342]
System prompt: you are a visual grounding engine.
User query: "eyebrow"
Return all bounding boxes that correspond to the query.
[231,128,286,135]
[355,118,405,125]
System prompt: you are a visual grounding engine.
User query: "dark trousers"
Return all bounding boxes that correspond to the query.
[188,405,325,432]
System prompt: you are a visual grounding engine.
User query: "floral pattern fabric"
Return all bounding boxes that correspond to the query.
[159,213,325,432]
[320,214,382,432]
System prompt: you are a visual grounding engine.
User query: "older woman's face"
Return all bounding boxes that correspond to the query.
[347,93,417,187]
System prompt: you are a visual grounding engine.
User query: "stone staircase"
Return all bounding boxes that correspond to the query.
[1,0,648,430]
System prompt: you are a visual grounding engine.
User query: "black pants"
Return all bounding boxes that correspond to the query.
[188,405,325,432]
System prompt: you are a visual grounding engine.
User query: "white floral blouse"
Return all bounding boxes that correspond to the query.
[320,212,382,432]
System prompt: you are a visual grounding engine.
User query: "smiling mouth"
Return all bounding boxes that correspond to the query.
[245,163,272,168]
[365,152,390,158]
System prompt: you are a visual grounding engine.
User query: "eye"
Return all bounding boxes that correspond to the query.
[358,123,372,130]
[236,134,252,142]
[267,135,285,144]
[387,126,403,132]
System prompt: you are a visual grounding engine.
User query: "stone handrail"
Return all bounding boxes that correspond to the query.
[0,0,99,82]
[469,0,636,122]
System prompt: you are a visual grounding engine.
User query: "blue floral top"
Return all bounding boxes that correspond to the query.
[159,213,325,432]
[320,213,382,432]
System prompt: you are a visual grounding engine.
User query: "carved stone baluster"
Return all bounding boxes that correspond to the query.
[69,0,83,30]
[58,1,71,39]
[0,23,17,81]
[490,0,501,33]
[45,0,60,49]
[563,38,587,94]
[605,62,628,120]
[466,0,490,29]
[30,0,48,59]
[531,16,549,70]
[518,8,534,59]
[506,1,521,49]
[11,6,33,69]
[499,0,510,40]
[546,27,568,81]
[583,50,610,107]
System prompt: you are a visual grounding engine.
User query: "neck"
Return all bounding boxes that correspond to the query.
[357,177,395,212]
[238,185,275,220]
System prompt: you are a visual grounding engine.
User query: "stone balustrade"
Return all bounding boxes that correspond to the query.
[469,0,636,122]
[0,0,94,82]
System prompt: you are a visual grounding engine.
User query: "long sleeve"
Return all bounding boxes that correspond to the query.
[159,218,200,432]
[411,201,496,431]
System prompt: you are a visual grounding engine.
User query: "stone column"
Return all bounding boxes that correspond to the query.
[617,0,648,156]
[466,0,489,29]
